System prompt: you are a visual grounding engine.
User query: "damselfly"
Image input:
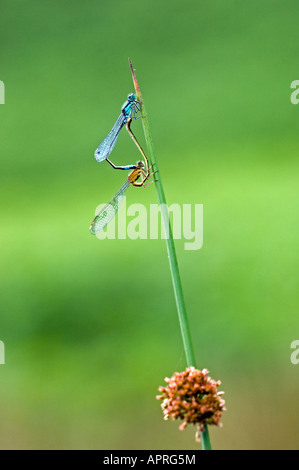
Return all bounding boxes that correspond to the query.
[89,153,151,235]
[94,93,141,168]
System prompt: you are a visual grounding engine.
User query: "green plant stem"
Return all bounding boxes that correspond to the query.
[129,59,212,450]
[142,115,196,366]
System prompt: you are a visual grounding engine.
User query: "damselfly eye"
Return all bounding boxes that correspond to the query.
[128,93,136,101]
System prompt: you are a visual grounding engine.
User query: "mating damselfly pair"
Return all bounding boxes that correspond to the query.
[90,94,152,235]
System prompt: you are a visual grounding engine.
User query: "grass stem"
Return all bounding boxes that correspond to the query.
[128,59,212,450]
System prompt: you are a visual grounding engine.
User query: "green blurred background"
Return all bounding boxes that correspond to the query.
[0,0,298,450]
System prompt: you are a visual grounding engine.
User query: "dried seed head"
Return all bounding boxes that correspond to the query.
[156,367,226,441]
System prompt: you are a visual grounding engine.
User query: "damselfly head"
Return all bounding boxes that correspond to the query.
[136,160,145,168]
[127,93,136,102]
